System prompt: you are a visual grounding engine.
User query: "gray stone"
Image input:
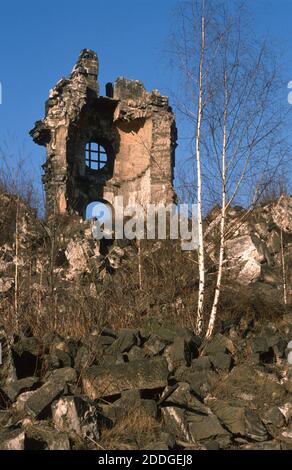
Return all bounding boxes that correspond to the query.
[208,399,246,435]
[202,334,235,356]
[161,383,230,447]
[13,336,43,357]
[262,406,285,428]
[25,423,70,450]
[46,367,77,384]
[25,367,77,418]
[74,345,91,371]
[52,395,111,441]
[127,345,145,361]
[82,357,169,399]
[208,399,269,441]
[191,356,212,371]
[143,334,168,356]
[188,413,230,447]
[272,339,287,359]
[244,408,270,442]
[14,391,35,412]
[224,234,266,284]
[25,379,65,418]
[272,195,292,233]
[99,351,125,367]
[252,336,269,354]
[203,440,220,450]
[140,319,198,346]
[0,429,25,450]
[174,367,217,400]
[49,349,72,368]
[0,410,14,428]
[209,352,232,371]
[107,329,139,354]
[2,376,40,402]
[164,337,191,372]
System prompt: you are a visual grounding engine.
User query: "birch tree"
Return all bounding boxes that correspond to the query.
[195,2,205,334]
[170,0,289,337]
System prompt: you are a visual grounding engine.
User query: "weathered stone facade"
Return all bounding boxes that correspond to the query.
[30,49,176,218]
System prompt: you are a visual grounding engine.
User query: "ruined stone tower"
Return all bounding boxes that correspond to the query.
[30,49,177,218]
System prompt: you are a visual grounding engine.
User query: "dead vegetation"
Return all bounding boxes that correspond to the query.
[0,188,288,341]
[98,407,161,450]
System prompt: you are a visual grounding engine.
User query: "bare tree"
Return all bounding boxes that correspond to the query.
[280,228,287,306]
[195,2,206,334]
[170,0,290,337]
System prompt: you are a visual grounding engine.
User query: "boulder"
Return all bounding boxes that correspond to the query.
[175,367,217,400]
[191,356,212,371]
[25,368,77,418]
[164,337,192,372]
[202,334,235,356]
[65,238,94,279]
[127,346,145,361]
[272,195,292,233]
[278,402,292,424]
[46,367,77,384]
[266,230,281,254]
[52,395,111,441]
[0,429,25,450]
[107,329,140,354]
[74,345,92,371]
[25,380,65,418]
[48,348,73,369]
[208,399,269,441]
[262,406,285,428]
[143,334,168,356]
[14,391,35,412]
[161,383,230,448]
[24,423,70,450]
[82,357,169,400]
[224,233,270,284]
[2,376,40,402]
[209,352,233,371]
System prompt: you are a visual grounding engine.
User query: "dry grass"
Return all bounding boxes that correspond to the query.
[0,190,289,339]
[98,407,161,450]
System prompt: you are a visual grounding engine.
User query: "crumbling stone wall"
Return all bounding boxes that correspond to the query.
[30,49,177,218]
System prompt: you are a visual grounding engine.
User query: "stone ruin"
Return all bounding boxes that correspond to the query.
[30,49,177,219]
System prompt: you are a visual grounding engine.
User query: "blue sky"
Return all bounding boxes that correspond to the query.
[0,0,291,203]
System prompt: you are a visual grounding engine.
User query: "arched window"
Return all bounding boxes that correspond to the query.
[85,142,108,170]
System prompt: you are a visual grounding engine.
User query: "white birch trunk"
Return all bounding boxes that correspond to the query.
[280,228,287,305]
[195,11,205,335]
[14,198,19,328]
[206,72,228,339]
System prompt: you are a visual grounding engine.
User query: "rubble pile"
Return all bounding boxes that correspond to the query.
[0,315,292,450]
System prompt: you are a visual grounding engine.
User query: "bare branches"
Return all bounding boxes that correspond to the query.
[169,0,290,337]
